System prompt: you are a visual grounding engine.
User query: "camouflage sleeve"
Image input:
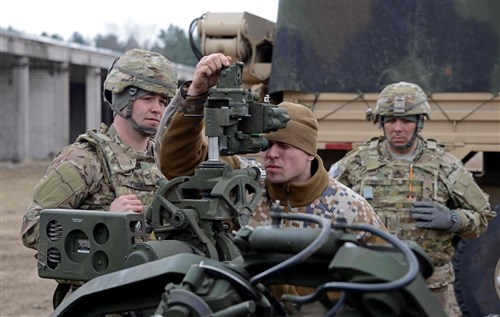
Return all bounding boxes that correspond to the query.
[238,157,262,169]
[440,153,496,239]
[331,149,363,192]
[21,144,103,250]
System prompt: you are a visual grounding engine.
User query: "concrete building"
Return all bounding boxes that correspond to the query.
[0,30,194,162]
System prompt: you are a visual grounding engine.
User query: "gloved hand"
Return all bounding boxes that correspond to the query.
[410,201,461,232]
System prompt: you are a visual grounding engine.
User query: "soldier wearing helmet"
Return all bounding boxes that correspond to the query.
[21,48,178,307]
[330,82,495,313]
[372,82,431,151]
[103,49,177,136]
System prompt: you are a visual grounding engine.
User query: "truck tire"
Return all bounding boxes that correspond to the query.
[453,205,500,317]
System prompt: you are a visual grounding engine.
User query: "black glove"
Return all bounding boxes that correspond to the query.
[410,201,461,232]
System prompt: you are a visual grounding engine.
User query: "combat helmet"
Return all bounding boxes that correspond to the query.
[103,48,178,135]
[369,82,431,150]
[371,81,431,126]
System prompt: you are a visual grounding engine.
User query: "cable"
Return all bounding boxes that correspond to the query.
[189,15,204,61]
[283,222,420,305]
[250,212,331,285]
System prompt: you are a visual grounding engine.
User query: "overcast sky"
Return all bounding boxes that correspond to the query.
[0,0,279,42]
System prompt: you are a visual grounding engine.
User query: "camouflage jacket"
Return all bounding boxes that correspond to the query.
[331,136,495,288]
[249,155,385,243]
[21,123,162,250]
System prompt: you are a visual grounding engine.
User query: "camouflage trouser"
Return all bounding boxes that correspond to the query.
[447,284,463,317]
[430,285,449,315]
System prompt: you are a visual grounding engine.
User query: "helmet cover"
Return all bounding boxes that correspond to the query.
[103,49,178,109]
[373,82,431,124]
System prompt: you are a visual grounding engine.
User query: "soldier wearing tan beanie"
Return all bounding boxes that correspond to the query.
[265,101,318,156]
[158,53,388,314]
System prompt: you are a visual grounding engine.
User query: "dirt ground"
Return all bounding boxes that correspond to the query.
[0,161,55,317]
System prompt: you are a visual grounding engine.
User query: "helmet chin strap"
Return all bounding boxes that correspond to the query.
[128,117,157,136]
[113,87,158,136]
[117,107,158,136]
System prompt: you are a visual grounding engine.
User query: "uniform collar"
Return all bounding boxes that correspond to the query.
[266,155,330,208]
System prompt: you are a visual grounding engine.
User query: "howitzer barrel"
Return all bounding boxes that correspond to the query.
[239,226,347,257]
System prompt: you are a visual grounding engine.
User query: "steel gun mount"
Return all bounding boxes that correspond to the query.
[38,63,445,317]
[143,61,290,260]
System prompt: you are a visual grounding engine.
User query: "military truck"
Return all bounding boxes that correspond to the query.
[190,1,499,316]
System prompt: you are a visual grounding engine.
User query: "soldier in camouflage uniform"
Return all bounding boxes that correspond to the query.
[329,82,495,313]
[156,53,388,304]
[21,48,178,306]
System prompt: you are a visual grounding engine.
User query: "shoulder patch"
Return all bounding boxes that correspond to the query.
[33,161,86,208]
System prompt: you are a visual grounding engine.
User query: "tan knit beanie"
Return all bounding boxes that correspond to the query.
[265,102,318,155]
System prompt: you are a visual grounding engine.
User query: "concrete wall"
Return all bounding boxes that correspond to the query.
[0,30,195,162]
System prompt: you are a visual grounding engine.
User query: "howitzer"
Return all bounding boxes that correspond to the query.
[37,63,446,316]
[41,209,444,316]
